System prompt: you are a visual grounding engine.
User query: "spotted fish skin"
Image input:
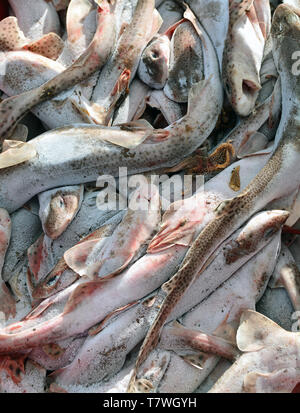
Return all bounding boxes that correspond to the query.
[0,0,117,147]
[0,69,222,214]
[127,4,300,392]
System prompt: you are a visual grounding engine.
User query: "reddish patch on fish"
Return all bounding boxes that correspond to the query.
[63,281,103,314]
[0,282,16,319]
[0,354,26,384]
[28,235,47,281]
[42,343,66,359]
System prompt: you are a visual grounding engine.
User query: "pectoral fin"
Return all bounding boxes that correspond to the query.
[0,141,36,169]
[236,310,286,352]
[23,33,64,60]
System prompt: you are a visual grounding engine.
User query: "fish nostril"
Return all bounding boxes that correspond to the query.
[242,79,260,96]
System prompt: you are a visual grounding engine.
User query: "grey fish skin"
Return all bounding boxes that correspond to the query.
[0,67,222,213]
[2,207,42,283]
[51,210,287,387]
[164,20,204,103]
[91,0,157,124]
[223,0,271,117]
[150,234,281,394]
[8,0,61,40]
[0,51,90,130]
[186,0,229,71]
[127,4,300,391]
[0,0,116,146]
[28,190,124,284]
[158,0,183,34]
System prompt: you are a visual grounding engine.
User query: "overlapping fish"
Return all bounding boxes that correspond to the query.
[0,0,299,395]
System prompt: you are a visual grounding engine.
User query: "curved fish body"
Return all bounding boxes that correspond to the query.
[8,0,61,40]
[147,90,185,124]
[0,0,116,145]
[28,191,124,284]
[186,0,229,70]
[145,232,282,393]
[209,310,300,393]
[51,210,287,388]
[91,0,158,124]
[223,0,271,116]
[64,183,161,279]
[38,185,84,240]
[0,51,91,130]
[0,69,222,213]
[157,0,183,34]
[217,79,281,161]
[128,4,300,391]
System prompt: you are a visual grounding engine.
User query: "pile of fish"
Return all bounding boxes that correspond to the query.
[0,0,299,393]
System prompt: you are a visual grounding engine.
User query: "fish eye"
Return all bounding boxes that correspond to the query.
[151,51,159,60]
[46,275,59,287]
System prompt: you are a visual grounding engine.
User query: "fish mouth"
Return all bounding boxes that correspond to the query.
[233,78,261,117]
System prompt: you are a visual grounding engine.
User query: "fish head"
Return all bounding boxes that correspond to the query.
[138,35,170,89]
[272,3,300,71]
[224,67,261,118]
[39,185,84,240]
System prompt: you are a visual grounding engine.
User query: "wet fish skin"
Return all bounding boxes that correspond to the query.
[112,79,150,125]
[91,0,158,124]
[51,209,287,387]
[186,0,229,70]
[127,5,300,391]
[0,72,222,213]
[64,182,161,279]
[0,51,91,130]
[0,208,16,320]
[164,20,204,103]
[0,0,117,146]
[8,0,61,40]
[156,234,281,393]
[2,206,42,283]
